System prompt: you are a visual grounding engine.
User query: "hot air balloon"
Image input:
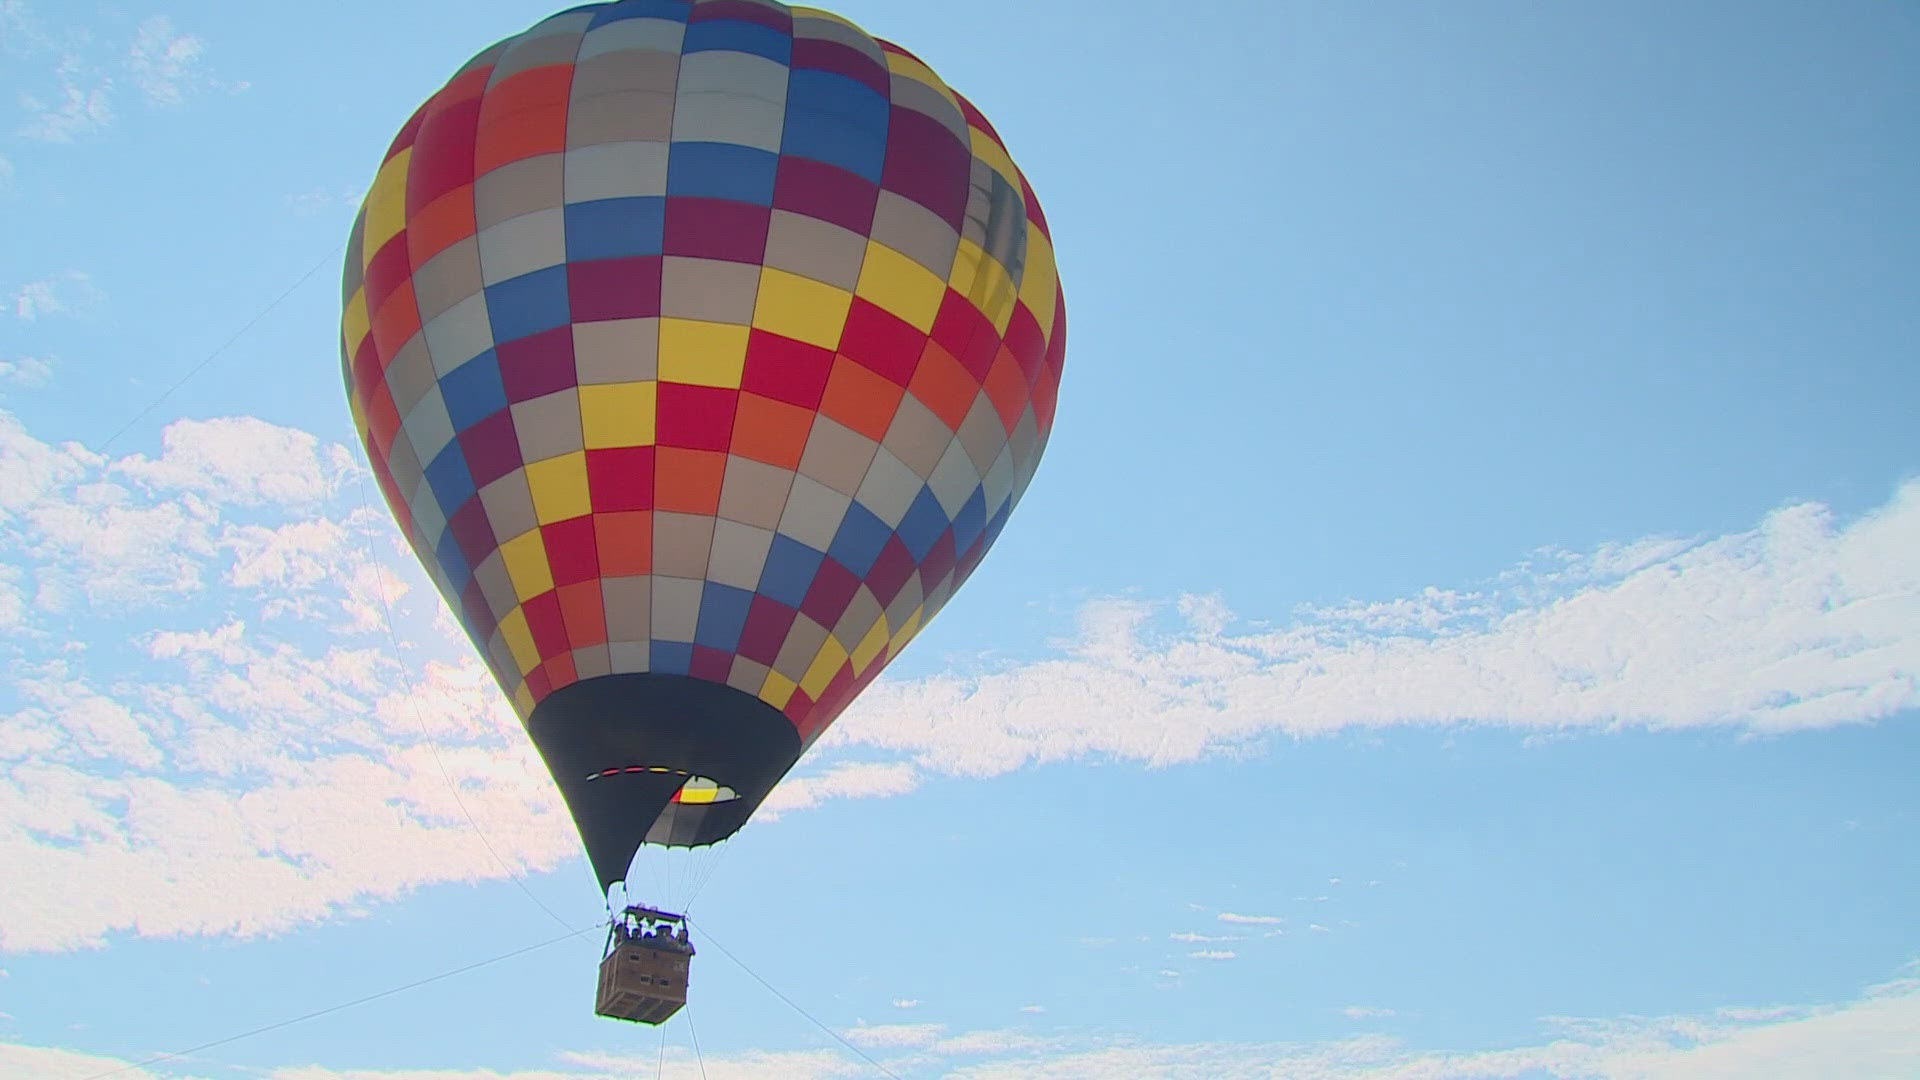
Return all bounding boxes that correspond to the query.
[340,0,1064,1022]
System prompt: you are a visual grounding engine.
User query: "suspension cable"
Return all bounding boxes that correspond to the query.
[82,924,596,1080]
[686,917,903,1080]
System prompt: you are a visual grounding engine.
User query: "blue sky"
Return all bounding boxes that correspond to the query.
[2,1,1917,1077]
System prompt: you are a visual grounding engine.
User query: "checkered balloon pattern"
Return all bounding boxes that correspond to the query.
[341,0,1064,750]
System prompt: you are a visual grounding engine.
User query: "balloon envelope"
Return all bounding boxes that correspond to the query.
[341,0,1065,888]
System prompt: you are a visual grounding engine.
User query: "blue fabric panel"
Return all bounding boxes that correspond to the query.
[483,266,571,343]
[438,350,508,431]
[587,0,692,26]
[950,485,988,555]
[434,526,471,587]
[666,142,779,204]
[896,486,949,561]
[425,442,477,515]
[649,639,695,674]
[827,501,892,578]
[758,533,826,607]
[681,20,791,63]
[565,197,666,260]
[694,581,755,651]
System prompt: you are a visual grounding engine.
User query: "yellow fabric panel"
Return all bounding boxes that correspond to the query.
[888,605,924,657]
[799,634,850,698]
[856,241,946,333]
[752,268,853,349]
[341,290,371,359]
[677,785,719,805]
[360,148,413,264]
[969,132,1021,192]
[884,53,956,110]
[579,381,657,449]
[658,319,750,387]
[1018,227,1059,339]
[790,5,861,28]
[759,668,798,710]
[499,606,541,675]
[850,618,889,673]
[498,527,555,599]
[951,238,1018,333]
[510,681,536,716]
[524,451,593,523]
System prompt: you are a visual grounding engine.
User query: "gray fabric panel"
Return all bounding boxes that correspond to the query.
[454,41,513,80]
[564,141,672,202]
[954,392,1005,472]
[384,334,438,418]
[478,208,568,286]
[423,293,494,377]
[511,387,585,462]
[851,445,922,528]
[724,654,770,697]
[343,208,366,303]
[775,475,851,551]
[602,575,652,642]
[791,15,885,65]
[573,318,659,384]
[382,434,425,512]
[607,640,651,671]
[676,50,788,101]
[411,237,484,324]
[474,153,565,230]
[571,50,682,95]
[880,394,951,478]
[869,190,960,278]
[650,574,704,642]
[488,28,585,82]
[577,18,686,61]
[771,613,829,683]
[487,629,519,682]
[706,518,775,591]
[671,92,786,153]
[1007,404,1041,471]
[474,550,518,621]
[717,456,794,530]
[926,438,981,516]
[979,443,1017,513]
[399,387,456,464]
[763,211,866,291]
[573,643,613,680]
[653,512,716,580]
[405,474,448,548]
[660,257,760,324]
[882,573,924,630]
[831,584,883,652]
[887,75,967,144]
[797,416,878,498]
[479,472,539,543]
[566,90,676,145]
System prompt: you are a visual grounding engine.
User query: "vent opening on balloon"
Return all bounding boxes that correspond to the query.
[585,766,740,804]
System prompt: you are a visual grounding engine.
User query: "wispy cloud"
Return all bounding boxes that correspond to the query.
[1343,1005,1399,1020]
[9,7,232,144]
[12,964,1918,1078]
[126,16,210,106]
[0,355,52,386]
[8,271,101,320]
[1217,912,1283,925]
[1187,949,1237,960]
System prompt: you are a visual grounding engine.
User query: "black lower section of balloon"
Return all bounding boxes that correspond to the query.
[526,673,804,889]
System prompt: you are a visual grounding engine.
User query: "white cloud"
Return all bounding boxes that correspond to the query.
[116,416,354,507]
[126,17,208,106]
[757,761,920,817]
[823,483,1920,774]
[0,355,52,385]
[1019,1005,1047,1014]
[1344,1006,1398,1020]
[8,271,100,320]
[841,1023,947,1049]
[15,56,113,141]
[36,972,1906,1080]
[893,998,920,1009]
[1187,949,1237,960]
[1170,932,1239,942]
[1217,912,1284,925]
